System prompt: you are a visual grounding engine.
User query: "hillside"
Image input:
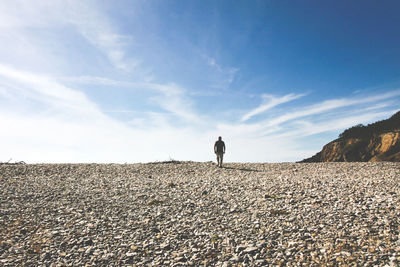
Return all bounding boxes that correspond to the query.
[302,111,400,162]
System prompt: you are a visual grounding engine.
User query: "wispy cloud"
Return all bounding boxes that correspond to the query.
[0,1,135,72]
[61,75,202,124]
[0,65,213,163]
[241,93,305,122]
[217,90,400,151]
[61,74,400,143]
[0,64,100,117]
[2,63,399,163]
[66,3,135,72]
[204,55,239,89]
[147,83,202,124]
[265,90,400,127]
[273,110,397,139]
[60,75,135,87]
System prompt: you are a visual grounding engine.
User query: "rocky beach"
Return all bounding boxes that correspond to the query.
[1,161,400,266]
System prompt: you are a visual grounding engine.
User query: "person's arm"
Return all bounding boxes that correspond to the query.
[214,142,217,153]
[223,142,226,153]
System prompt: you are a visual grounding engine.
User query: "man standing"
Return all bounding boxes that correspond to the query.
[214,136,226,168]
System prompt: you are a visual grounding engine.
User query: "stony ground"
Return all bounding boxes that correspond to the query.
[1,161,400,266]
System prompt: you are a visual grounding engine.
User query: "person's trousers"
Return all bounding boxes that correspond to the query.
[216,152,223,166]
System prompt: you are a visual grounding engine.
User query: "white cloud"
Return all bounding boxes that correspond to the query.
[207,57,216,66]
[241,93,305,122]
[265,90,400,127]
[66,2,136,72]
[274,110,397,139]
[203,55,239,89]
[0,65,212,163]
[146,83,202,124]
[0,65,304,163]
[60,75,134,87]
[2,65,399,163]
[216,91,400,155]
[0,0,134,72]
[69,11,134,71]
[0,110,214,163]
[60,75,202,124]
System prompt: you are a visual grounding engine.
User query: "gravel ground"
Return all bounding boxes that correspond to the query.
[1,161,400,266]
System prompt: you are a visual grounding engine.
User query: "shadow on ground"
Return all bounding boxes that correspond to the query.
[222,166,264,172]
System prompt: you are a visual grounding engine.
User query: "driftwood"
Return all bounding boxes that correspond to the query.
[0,159,26,165]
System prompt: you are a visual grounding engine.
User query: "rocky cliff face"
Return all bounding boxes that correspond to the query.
[302,111,400,162]
[302,131,400,162]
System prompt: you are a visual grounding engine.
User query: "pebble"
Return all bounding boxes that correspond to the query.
[1,161,400,265]
[243,246,258,254]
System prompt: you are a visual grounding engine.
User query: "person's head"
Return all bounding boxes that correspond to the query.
[218,136,222,141]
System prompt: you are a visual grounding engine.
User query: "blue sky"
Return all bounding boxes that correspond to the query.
[1,0,400,163]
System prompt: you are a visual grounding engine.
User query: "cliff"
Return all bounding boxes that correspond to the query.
[302,111,400,162]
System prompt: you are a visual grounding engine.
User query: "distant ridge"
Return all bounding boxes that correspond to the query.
[301,111,400,162]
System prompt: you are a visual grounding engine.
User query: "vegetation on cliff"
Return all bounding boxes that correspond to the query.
[338,111,400,140]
